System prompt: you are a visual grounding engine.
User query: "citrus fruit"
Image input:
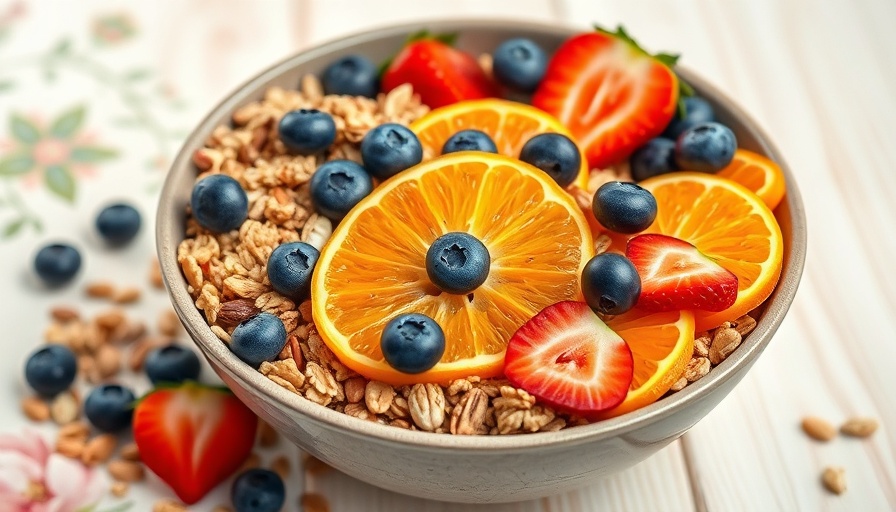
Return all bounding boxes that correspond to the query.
[311,152,594,385]
[409,99,590,189]
[716,149,787,210]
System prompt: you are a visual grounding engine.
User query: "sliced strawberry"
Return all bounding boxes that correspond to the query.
[532,26,680,169]
[626,233,738,312]
[504,301,633,415]
[133,383,257,504]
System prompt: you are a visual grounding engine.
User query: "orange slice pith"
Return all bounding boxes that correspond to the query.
[716,149,787,210]
[410,99,590,190]
[311,152,594,385]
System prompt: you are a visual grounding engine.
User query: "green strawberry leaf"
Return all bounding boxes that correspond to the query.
[2,218,25,238]
[71,146,118,162]
[0,152,34,176]
[50,105,86,139]
[10,114,41,144]
[44,165,75,202]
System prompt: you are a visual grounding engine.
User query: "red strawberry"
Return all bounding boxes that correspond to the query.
[381,33,497,108]
[504,301,633,415]
[532,26,680,169]
[133,383,258,504]
[626,233,738,312]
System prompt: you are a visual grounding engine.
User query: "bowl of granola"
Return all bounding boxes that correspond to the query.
[157,19,806,503]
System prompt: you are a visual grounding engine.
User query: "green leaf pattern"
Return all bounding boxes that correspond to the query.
[50,105,86,138]
[44,164,76,202]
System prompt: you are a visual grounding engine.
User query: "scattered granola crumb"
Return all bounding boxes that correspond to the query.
[85,281,116,299]
[107,459,145,482]
[239,452,261,472]
[153,500,188,512]
[81,434,118,466]
[149,258,165,289]
[801,416,837,442]
[50,306,80,323]
[110,480,129,498]
[21,396,50,422]
[113,286,142,304]
[119,442,141,461]
[840,417,879,438]
[55,437,86,459]
[49,390,80,425]
[821,466,847,495]
[158,309,180,337]
[301,492,330,512]
[271,455,290,478]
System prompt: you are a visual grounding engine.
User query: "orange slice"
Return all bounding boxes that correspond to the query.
[311,152,594,385]
[598,309,695,418]
[716,149,787,210]
[410,99,590,189]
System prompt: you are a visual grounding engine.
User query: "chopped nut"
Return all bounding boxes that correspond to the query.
[708,327,742,365]
[110,480,129,498]
[149,258,165,289]
[217,298,260,327]
[82,434,118,466]
[113,287,141,304]
[49,391,80,425]
[95,308,126,330]
[95,344,122,379]
[669,377,688,392]
[821,466,846,495]
[50,306,80,323]
[365,381,395,415]
[58,421,90,441]
[55,437,86,458]
[153,500,188,512]
[120,442,141,461]
[801,416,837,441]
[21,396,50,422]
[693,335,711,358]
[840,417,879,438]
[343,377,366,404]
[450,388,489,435]
[108,459,145,482]
[158,309,180,337]
[732,314,757,337]
[408,383,445,432]
[301,493,330,512]
[129,336,165,371]
[270,455,290,478]
[684,357,711,382]
[85,281,116,298]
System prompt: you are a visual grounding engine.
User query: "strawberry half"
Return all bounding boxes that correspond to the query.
[133,383,258,504]
[626,233,738,312]
[504,301,633,415]
[532,26,680,169]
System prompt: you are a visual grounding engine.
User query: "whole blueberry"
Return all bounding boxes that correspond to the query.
[492,37,548,93]
[95,203,142,246]
[190,174,248,233]
[267,242,320,300]
[592,181,658,234]
[441,129,498,154]
[663,96,716,140]
[381,313,445,374]
[231,468,286,512]
[581,253,641,315]
[519,133,581,188]
[84,384,136,432]
[230,312,287,367]
[360,123,423,180]
[278,109,337,155]
[426,232,490,294]
[321,54,379,98]
[630,138,677,182]
[674,122,737,172]
[24,345,77,397]
[309,160,373,221]
[144,344,201,385]
[33,243,81,286]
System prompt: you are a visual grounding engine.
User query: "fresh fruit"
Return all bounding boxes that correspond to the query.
[409,99,589,189]
[33,243,81,286]
[321,54,379,98]
[663,96,715,140]
[309,160,374,221]
[380,313,446,374]
[518,133,582,188]
[626,233,738,312]
[190,174,248,233]
[504,301,633,414]
[532,27,679,169]
[425,232,491,294]
[312,152,593,385]
[84,384,136,432]
[674,122,736,172]
[230,312,287,367]
[360,123,424,180]
[144,344,201,385]
[134,383,257,504]
[492,37,548,93]
[716,149,787,210]
[381,36,497,108]
[581,253,642,315]
[634,172,784,330]
[441,129,498,154]
[24,345,77,397]
[267,242,320,301]
[231,469,286,512]
[95,202,141,245]
[278,109,337,155]
[630,137,677,182]
[592,181,658,234]
[598,308,695,418]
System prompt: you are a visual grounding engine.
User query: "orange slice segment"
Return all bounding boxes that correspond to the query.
[410,99,590,189]
[312,152,594,385]
[716,149,787,210]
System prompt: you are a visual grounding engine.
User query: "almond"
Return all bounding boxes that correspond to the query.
[840,417,879,438]
[110,481,129,498]
[120,442,141,461]
[113,287,141,304]
[21,396,50,422]
[108,459,145,482]
[216,299,260,327]
[801,416,836,441]
[81,434,118,466]
[85,281,116,299]
[49,391,80,425]
[50,306,80,323]
[822,466,846,495]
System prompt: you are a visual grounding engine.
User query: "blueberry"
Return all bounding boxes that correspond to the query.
[278,109,336,155]
[33,243,81,286]
[24,345,77,397]
[95,203,142,245]
[230,312,287,367]
[321,55,379,98]
[84,384,136,432]
[360,123,423,180]
[267,242,319,300]
[441,129,498,154]
[380,313,445,374]
[309,160,373,221]
[492,37,548,93]
[674,122,737,172]
[190,174,248,233]
[425,232,490,294]
[144,344,201,385]
[630,138,677,182]
[581,253,641,315]
[592,182,658,234]
[231,468,285,512]
[663,96,715,140]
[519,133,581,188]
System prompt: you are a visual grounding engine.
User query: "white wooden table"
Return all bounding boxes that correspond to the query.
[1,1,894,510]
